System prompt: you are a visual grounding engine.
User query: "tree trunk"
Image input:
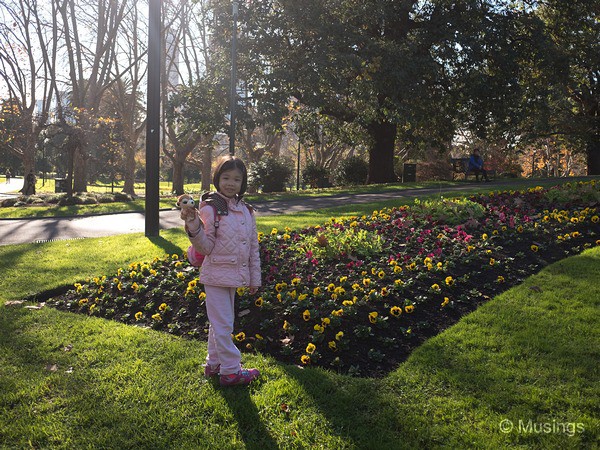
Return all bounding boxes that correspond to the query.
[19,136,36,195]
[172,156,186,195]
[587,134,600,176]
[66,148,75,198]
[19,159,36,195]
[202,145,212,192]
[122,142,137,196]
[366,121,398,184]
[73,149,88,192]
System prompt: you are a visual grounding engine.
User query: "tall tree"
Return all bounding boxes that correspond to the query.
[165,77,227,194]
[211,0,515,184]
[0,0,58,191]
[57,0,130,192]
[529,1,600,174]
[163,0,232,194]
[104,1,146,196]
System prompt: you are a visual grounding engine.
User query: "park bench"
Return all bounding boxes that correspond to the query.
[451,157,496,181]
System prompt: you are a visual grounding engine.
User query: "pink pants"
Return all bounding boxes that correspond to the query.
[204,285,242,376]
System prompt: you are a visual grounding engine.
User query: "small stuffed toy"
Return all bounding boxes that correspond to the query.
[177,194,197,222]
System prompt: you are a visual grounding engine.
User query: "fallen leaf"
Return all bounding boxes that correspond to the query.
[63,344,73,352]
[45,364,58,372]
[529,286,542,293]
[280,335,295,346]
[25,302,45,310]
[4,300,25,307]
[65,367,74,374]
[238,309,251,317]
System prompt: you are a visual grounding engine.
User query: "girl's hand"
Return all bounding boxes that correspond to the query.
[180,207,197,222]
[249,286,259,295]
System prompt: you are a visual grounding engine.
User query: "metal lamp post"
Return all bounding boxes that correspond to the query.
[229,1,239,156]
[145,0,161,236]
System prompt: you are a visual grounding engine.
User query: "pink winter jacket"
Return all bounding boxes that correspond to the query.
[186,193,261,289]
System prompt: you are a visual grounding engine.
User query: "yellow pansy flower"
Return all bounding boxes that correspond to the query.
[390,306,402,317]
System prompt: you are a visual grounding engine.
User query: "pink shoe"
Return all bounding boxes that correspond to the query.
[219,368,260,386]
[203,364,220,378]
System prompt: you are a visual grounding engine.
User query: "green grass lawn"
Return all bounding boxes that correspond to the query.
[1,196,599,448]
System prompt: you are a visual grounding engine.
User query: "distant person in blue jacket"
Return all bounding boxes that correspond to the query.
[468,148,489,182]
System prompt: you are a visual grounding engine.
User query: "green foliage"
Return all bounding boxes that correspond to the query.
[248,156,294,192]
[543,181,600,206]
[166,77,227,136]
[302,161,330,188]
[334,156,368,186]
[295,226,383,261]
[411,198,486,226]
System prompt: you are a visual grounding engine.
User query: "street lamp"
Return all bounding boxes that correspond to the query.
[229,1,239,156]
[145,0,161,237]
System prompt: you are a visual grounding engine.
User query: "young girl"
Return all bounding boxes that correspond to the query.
[181,155,261,386]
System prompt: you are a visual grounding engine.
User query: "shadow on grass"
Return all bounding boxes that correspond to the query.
[146,235,183,256]
[280,364,421,449]
[219,386,280,450]
[0,307,50,380]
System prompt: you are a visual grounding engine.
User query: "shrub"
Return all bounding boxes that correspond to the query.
[98,194,116,203]
[334,156,368,186]
[543,181,600,206]
[25,195,44,204]
[78,195,98,205]
[57,196,83,206]
[302,161,331,189]
[114,192,134,202]
[248,156,294,193]
[46,194,64,204]
[1,198,18,207]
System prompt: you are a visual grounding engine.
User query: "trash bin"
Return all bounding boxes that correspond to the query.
[402,163,417,182]
[55,178,69,193]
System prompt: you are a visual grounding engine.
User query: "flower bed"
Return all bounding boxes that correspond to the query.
[47,181,600,377]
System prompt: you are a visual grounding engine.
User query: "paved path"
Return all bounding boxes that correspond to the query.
[0,178,571,246]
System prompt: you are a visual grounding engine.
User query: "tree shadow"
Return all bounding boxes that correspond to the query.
[146,235,183,256]
[0,307,51,379]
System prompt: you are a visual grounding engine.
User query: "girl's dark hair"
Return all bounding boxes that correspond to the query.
[213,155,248,197]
